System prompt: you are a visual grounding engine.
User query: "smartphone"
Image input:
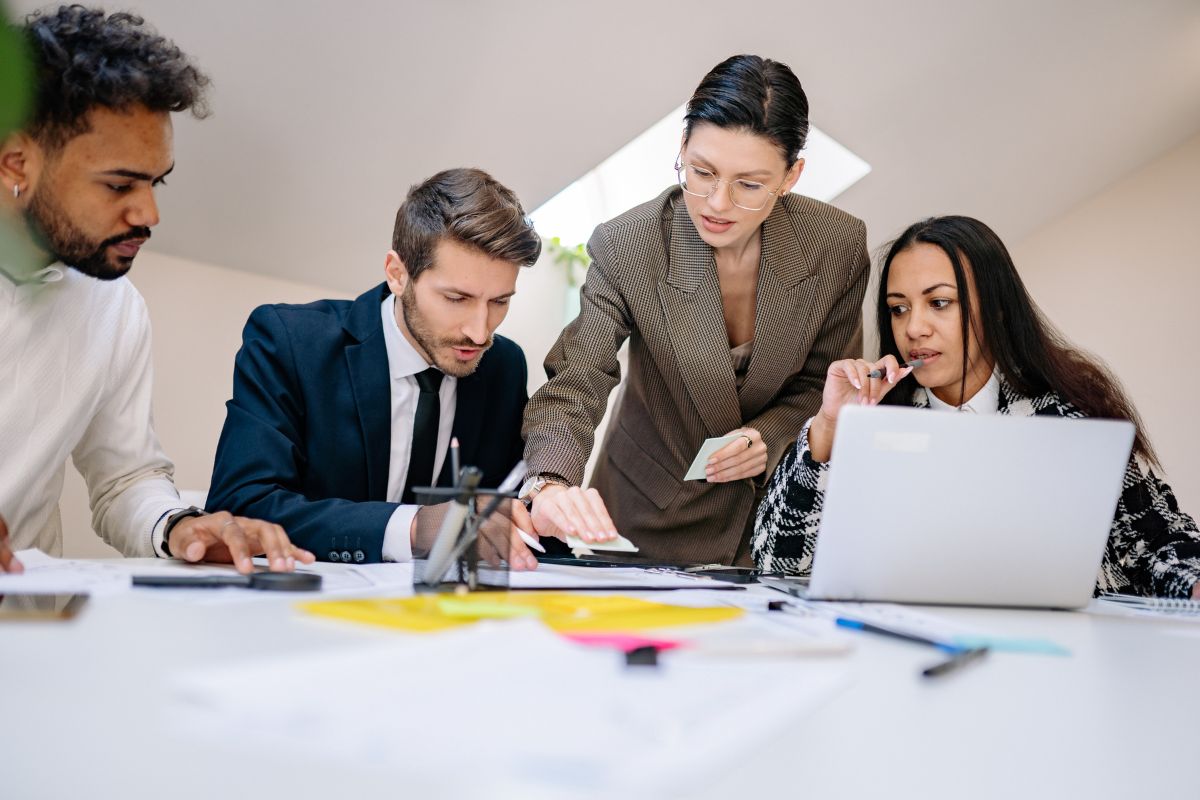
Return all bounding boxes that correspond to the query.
[0,593,89,620]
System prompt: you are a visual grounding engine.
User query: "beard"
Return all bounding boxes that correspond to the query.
[24,188,150,281]
[399,282,493,378]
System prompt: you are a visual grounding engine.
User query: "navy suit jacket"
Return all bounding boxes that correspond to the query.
[206,282,528,562]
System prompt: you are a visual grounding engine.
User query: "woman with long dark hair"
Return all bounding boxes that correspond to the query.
[752,215,1200,597]
[519,55,869,565]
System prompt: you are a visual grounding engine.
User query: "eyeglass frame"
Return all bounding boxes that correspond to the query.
[673,154,791,212]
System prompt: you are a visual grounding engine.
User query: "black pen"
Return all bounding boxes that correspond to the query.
[922,646,989,679]
[867,358,924,379]
[835,616,959,651]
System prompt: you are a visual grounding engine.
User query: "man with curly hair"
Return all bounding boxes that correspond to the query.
[0,5,313,573]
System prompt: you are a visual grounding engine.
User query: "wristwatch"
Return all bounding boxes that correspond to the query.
[161,506,205,558]
[518,473,570,509]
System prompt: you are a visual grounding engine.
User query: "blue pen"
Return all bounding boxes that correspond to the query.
[835,617,962,653]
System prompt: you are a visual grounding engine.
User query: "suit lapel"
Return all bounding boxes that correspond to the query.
[343,284,392,501]
[737,197,816,417]
[658,198,742,437]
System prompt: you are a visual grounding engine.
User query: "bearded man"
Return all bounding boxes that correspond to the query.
[206,168,546,569]
[0,6,309,574]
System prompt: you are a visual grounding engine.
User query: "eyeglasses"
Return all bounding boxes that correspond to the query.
[675,156,787,212]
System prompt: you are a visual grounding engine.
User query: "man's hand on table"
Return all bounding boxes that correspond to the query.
[168,511,314,575]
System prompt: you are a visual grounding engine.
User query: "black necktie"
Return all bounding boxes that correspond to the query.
[402,367,444,504]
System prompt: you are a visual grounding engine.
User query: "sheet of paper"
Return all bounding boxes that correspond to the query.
[0,549,416,604]
[564,532,639,553]
[0,549,133,596]
[169,620,849,796]
[684,433,743,480]
[140,560,417,605]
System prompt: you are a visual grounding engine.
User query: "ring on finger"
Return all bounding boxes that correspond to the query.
[740,434,753,449]
[220,520,238,531]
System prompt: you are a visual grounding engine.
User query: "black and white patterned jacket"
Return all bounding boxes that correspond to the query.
[751,375,1200,598]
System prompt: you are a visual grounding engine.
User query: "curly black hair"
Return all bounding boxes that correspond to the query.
[22,5,210,148]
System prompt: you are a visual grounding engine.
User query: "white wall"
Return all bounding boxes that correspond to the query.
[60,251,350,558]
[1011,132,1200,511]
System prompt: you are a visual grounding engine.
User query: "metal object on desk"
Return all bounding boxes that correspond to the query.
[415,460,526,592]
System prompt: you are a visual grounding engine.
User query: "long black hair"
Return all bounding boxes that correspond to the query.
[878,216,1159,467]
[683,54,809,165]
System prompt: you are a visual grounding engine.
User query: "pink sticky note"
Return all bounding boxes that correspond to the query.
[561,632,685,653]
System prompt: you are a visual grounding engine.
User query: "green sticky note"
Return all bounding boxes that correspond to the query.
[436,599,542,620]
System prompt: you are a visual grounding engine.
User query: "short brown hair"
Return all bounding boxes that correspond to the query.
[392,168,541,280]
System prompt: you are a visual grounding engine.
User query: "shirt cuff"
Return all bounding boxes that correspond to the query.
[382,505,419,562]
[151,507,187,559]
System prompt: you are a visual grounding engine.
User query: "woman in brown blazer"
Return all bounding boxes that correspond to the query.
[521,54,869,565]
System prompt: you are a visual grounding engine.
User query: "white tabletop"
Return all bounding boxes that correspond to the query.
[2,561,1198,800]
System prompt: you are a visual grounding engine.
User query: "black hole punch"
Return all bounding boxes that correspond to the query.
[625,645,660,668]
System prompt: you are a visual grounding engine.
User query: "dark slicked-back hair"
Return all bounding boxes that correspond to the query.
[22,5,210,149]
[392,168,541,281]
[877,215,1160,467]
[684,54,810,165]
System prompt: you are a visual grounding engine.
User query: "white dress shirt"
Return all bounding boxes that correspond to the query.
[925,369,1001,415]
[379,294,457,561]
[0,263,183,557]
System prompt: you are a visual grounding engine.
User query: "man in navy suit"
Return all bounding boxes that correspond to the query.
[207,168,542,568]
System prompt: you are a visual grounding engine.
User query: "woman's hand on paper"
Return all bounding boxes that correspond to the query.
[530,485,618,545]
[705,427,767,482]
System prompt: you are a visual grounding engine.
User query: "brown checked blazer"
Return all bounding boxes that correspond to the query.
[523,186,869,565]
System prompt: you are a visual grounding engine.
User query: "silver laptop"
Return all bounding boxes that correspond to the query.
[806,405,1134,609]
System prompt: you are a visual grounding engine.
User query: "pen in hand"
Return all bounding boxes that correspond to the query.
[478,460,544,553]
[450,437,461,488]
[867,359,924,380]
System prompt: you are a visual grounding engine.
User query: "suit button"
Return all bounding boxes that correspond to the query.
[328,551,341,562]
[353,550,365,563]
[341,550,353,563]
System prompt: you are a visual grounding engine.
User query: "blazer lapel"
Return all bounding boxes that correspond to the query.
[658,198,742,437]
[343,283,393,501]
[738,198,816,418]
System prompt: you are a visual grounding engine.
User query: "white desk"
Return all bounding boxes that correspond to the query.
[3,563,1198,800]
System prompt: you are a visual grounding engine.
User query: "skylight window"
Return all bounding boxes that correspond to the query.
[530,103,871,249]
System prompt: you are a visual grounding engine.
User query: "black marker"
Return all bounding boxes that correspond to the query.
[922,646,989,679]
[867,359,924,380]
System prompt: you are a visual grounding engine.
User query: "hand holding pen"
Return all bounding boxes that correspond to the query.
[809,356,922,462]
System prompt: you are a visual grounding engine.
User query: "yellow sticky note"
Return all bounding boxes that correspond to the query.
[299,592,741,634]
